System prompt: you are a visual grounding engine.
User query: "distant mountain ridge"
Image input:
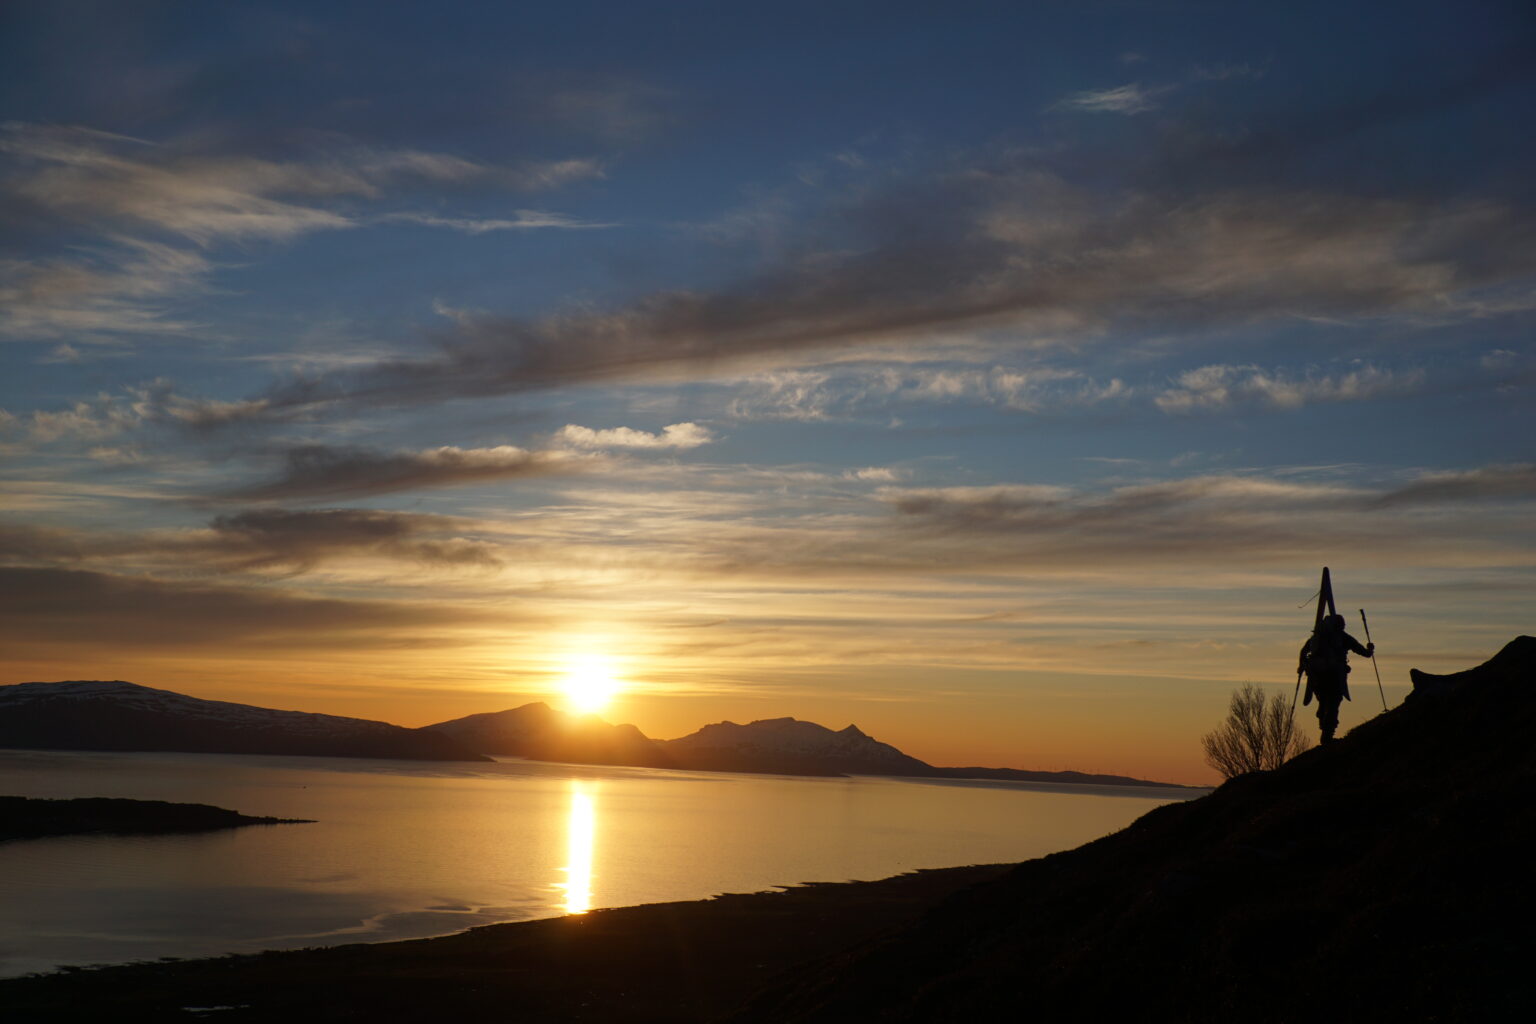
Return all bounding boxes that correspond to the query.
[427,706,1184,785]
[2,680,1184,786]
[0,680,488,762]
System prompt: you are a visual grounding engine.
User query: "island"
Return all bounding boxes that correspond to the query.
[0,796,313,843]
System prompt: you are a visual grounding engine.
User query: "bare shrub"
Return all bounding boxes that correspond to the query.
[1201,683,1313,779]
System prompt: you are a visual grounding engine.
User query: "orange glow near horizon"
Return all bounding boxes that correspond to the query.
[557,782,596,914]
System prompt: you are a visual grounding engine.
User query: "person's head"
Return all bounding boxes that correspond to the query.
[1326,614,1346,631]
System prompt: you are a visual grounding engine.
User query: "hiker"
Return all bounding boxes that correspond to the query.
[1299,613,1374,744]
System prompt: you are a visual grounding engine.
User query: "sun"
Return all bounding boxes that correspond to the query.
[561,654,620,715]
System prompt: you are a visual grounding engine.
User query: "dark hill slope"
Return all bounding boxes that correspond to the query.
[0,681,488,762]
[736,637,1536,1023]
[424,702,675,767]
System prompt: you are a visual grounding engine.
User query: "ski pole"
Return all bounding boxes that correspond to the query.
[1359,608,1387,711]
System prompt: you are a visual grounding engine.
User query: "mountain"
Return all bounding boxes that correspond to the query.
[731,636,1536,1023]
[422,702,674,767]
[426,705,1182,785]
[0,680,489,762]
[659,717,934,776]
[1,680,1182,785]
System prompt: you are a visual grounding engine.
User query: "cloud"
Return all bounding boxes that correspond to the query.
[1373,464,1536,508]
[224,443,591,501]
[0,509,501,574]
[13,380,275,444]
[1053,83,1167,114]
[855,468,1536,574]
[253,167,1532,413]
[1155,363,1425,413]
[537,78,675,142]
[198,508,501,570]
[379,210,616,233]
[0,566,488,649]
[0,123,606,341]
[1,123,601,246]
[2,124,349,243]
[845,467,902,483]
[889,477,1356,529]
[0,237,210,339]
[725,366,1129,421]
[554,422,715,449]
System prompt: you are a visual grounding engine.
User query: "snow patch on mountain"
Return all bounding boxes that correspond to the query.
[0,680,404,739]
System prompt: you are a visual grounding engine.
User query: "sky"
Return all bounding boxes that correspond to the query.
[2,0,1533,784]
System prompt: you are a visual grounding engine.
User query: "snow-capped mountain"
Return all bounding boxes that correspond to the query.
[0,680,487,761]
[660,717,934,776]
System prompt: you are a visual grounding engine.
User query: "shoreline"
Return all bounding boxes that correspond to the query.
[0,862,1014,1022]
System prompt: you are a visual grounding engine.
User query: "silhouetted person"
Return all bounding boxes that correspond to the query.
[1299,613,1373,743]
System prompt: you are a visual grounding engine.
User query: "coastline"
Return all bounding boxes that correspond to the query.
[0,862,1012,1022]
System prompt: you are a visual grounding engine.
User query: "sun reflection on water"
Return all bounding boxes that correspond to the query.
[557,781,596,914]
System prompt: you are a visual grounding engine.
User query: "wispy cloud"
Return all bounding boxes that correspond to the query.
[0,123,606,343]
[251,168,1531,413]
[1053,83,1167,114]
[1,123,602,245]
[1155,363,1425,413]
[537,78,675,143]
[555,422,715,449]
[1372,464,1536,507]
[725,366,1128,421]
[0,509,501,575]
[0,566,494,649]
[199,508,502,571]
[0,237,210,339]
[378,210,616,233]
[224,443,593,501]
[11,380,275,443]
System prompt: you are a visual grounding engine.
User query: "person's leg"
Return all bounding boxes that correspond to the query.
[1319,690,1340,743]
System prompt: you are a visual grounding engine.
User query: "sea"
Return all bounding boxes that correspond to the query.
[0,748,1202,978]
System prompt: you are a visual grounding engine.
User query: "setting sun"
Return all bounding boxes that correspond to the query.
[560,655,621,715]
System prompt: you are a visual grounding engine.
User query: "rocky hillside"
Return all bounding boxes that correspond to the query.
[733,636,1536,1023]
[423,702,674,767]
[0,681,488,762]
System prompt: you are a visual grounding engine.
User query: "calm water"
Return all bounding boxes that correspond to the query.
[0,748,1200,977]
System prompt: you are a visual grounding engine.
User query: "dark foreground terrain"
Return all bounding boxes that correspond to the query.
[4,637,1531,1022]
[734,636,1536,1022]
[0,796,312,842]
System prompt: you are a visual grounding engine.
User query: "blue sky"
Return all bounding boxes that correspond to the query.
[2,0,1533,782]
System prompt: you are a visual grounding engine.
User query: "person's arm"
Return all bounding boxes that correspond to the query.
[1343,632,1373,658]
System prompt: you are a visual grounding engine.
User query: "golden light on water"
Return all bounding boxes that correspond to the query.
[557,781,595,914]
[560,653,621,715]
